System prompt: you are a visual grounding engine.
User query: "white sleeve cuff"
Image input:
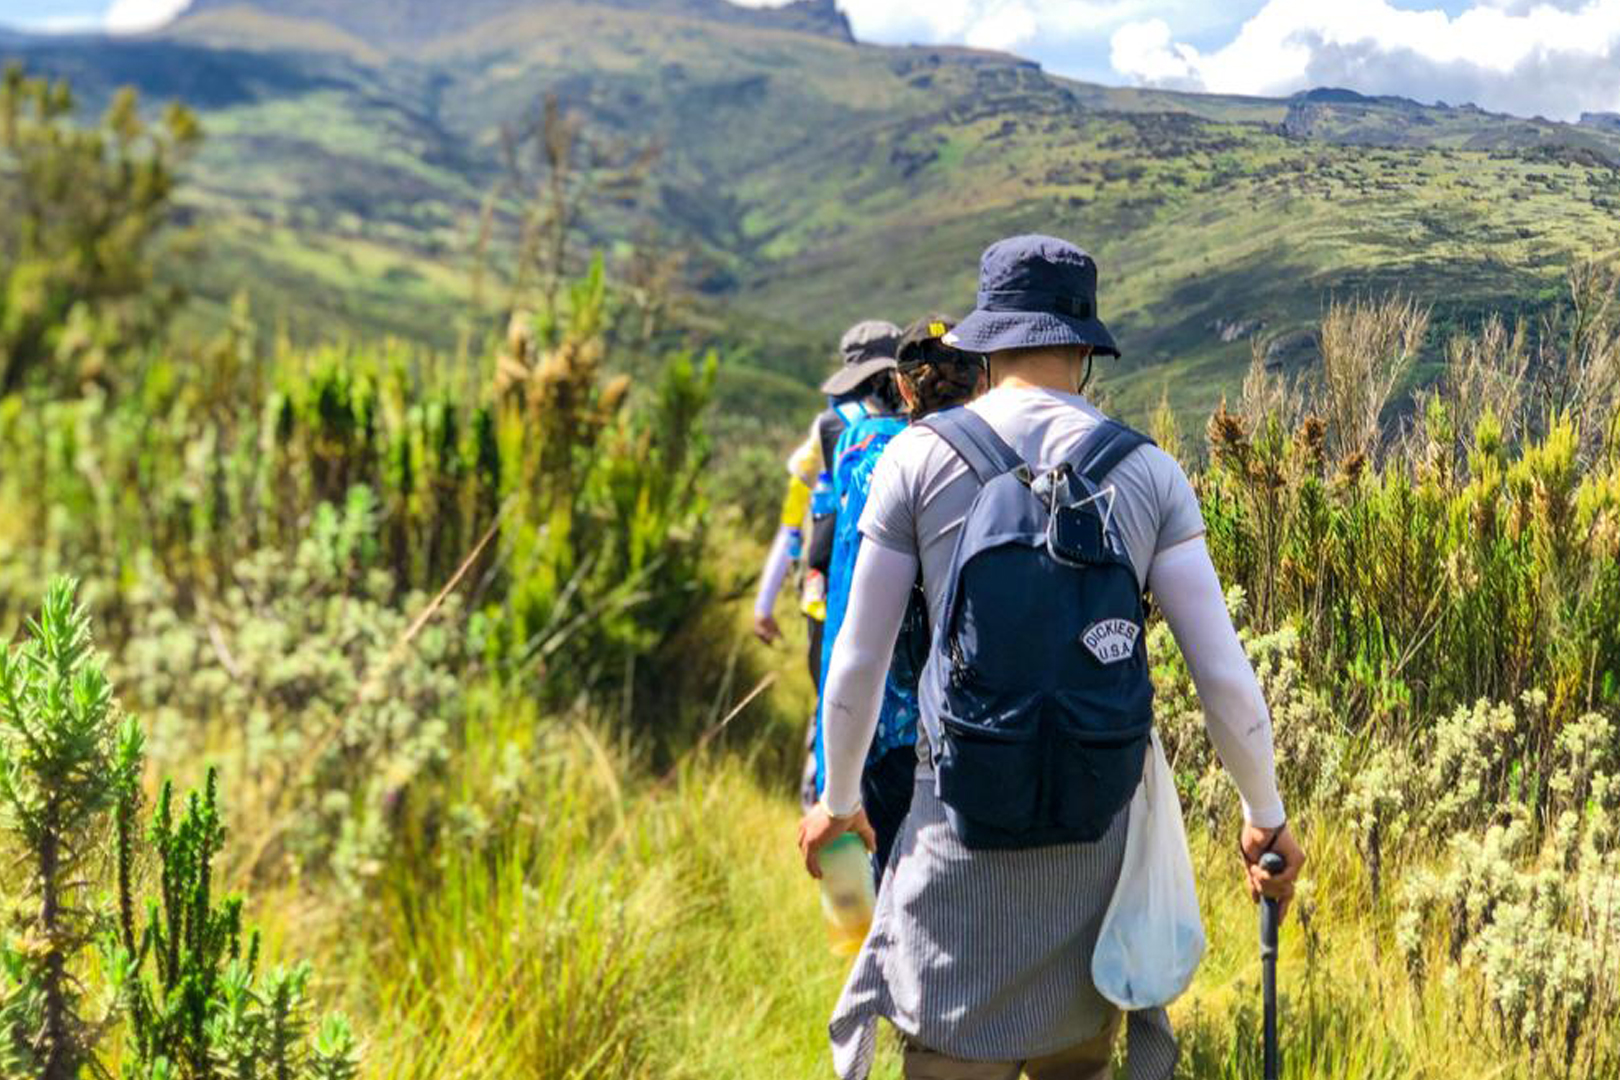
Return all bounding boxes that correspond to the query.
[1242,798,1287,830]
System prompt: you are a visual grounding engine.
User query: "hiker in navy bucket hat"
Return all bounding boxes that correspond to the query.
[945,234,1120,360]
[799,231,1305,1080]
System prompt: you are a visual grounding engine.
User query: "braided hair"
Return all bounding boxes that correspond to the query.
[896,316,985,420]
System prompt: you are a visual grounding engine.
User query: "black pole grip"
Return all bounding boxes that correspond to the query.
[1259,851,1285,952]
[1259,851,1284,1080]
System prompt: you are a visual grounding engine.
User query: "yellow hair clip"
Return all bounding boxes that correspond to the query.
[928,321,947,338]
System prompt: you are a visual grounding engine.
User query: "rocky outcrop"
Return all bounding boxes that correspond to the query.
[1263,330,1321,373]
[1209,317,1265,343]
[1579,111,1620,134]
[745,0,853,42]
[1281,101,1321,139]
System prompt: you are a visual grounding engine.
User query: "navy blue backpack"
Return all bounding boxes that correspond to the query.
[917,408,1156,850]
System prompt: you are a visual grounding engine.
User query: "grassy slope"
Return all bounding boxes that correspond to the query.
[737,93,1620,417]
[244,624,1544,1080]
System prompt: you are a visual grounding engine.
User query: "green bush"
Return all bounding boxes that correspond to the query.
[0,257,722,743]
[0,578,359,1080]
[0,577,141,1077]
[1149,283,1620,1072]
[0,65,199,395]
[112,489,468,895]
[106,768,361,1080]
[1203,313,1620,732]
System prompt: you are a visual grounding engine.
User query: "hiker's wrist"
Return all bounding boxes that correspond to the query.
[817,794,862,822]
[1242,798,1286,830]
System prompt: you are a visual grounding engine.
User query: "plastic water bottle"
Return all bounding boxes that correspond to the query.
[818,833,876,956]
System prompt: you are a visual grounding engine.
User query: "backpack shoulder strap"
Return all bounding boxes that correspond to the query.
[918,407,1025,485]
[834,400,870,427]
[816,407,852,473]
[1068,419,1155,486]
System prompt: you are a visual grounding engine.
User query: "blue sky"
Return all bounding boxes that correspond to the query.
[3,1,104,31]
[6,1,1619,121]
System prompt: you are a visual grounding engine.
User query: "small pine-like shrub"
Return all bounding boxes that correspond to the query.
[0,577,142,1079]
[106,767,362,1080]
[0,579,362,1080]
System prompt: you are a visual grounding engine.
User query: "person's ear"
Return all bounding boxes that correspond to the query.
[1070,346,1094,392]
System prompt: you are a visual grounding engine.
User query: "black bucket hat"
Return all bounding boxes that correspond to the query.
[896,315,976,370]
[821,319,901,396]
[944,235,1120,358]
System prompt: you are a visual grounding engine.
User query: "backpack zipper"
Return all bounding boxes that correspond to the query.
[948,636,972,687]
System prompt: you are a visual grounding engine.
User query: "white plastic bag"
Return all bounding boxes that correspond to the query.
[1091,729,1206,1009]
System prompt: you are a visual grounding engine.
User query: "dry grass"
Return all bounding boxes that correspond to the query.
[1314,294,1430,462]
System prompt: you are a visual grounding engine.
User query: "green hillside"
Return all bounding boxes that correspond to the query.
[8,0,1620,417]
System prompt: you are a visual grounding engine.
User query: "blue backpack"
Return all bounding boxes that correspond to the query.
[813,413,925,794]
[917,408,1156,850]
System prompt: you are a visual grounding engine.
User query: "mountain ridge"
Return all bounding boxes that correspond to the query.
[175,0,854,47]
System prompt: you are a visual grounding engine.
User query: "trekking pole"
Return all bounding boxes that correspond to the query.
[1259,851,1285,1080]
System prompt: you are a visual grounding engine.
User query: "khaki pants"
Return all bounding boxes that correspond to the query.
[902,1012,1121,1080]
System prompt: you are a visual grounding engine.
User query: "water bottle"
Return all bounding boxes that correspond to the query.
[818,833,876,956]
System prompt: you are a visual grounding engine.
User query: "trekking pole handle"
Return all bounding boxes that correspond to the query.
[1259,851,1284,1080]
[1259,852,1285,955]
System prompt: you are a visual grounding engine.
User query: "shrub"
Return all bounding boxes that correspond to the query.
[0,257,722,746]
[1399,694,1620,1072]
[0,578,141,1077]
[106,769,361,1080]
[112,490,467,895]
[0,579,361,1079]
[1203,313,1620,731]
[0,65,199,395]
[1151,585,1339,835]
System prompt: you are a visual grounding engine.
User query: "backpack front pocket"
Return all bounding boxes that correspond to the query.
[1045,688,1153,839]
[1046,719,1152,840]
[935,716,1042,835]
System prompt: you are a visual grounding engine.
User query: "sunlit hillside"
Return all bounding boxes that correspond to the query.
[9,0,1620,416]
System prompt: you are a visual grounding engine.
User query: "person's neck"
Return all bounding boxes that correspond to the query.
[991,350,1081,394]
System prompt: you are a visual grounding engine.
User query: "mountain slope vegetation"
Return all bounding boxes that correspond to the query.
[6,0,1620,415]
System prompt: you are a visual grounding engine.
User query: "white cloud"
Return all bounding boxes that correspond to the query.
[736,0,1198,57]
[1107,18,1200,88]
[1110,0,1620,120]
[21,13,102,32]
[105,0,190,34]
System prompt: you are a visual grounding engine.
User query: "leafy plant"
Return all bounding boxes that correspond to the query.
[0,65,199,394]
[106,769,360,1080]
[0,577,141,1078]
[0,579,361,1079]
[111,490,468,894]
[1202,278,1620,732]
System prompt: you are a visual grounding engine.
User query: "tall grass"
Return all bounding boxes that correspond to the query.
[1167,276,1620,1077]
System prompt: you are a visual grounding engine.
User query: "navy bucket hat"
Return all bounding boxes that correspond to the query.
[944,235,1120,358]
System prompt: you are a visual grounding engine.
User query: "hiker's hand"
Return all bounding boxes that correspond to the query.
[798,802,876,879]
[1241,823,1305,921]
[752,613,782,645]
